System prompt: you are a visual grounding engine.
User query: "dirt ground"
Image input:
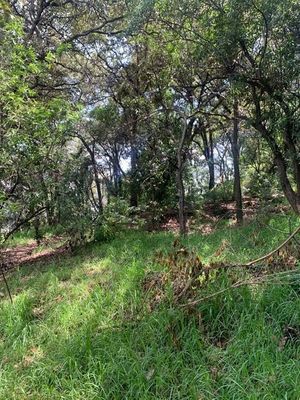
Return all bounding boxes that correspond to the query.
[0,237,68,273]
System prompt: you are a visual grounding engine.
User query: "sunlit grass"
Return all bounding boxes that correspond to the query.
[0,213,299,399]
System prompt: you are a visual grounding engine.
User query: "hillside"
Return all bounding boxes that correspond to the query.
[1,213,300,400]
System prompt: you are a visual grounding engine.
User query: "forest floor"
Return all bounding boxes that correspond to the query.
[0,210,300,399]
[0,236,68,273]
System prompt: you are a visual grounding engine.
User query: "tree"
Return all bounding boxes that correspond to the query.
[203,0,300,213]
[0,12,82,241]
[231,99,243,224]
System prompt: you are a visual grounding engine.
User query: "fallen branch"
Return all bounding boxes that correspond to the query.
[181,225,300,307]
[2,207,46,244]
[181,271,300,308]
[181,280,251,307]
[205,224,300,272]
[244,225,300,267]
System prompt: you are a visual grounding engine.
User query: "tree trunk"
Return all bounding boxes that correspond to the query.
[274,155,300,214]
[176,118,192,236]
[231,100,243,224]
[91,156,103,214]
[39,173,54,226]
[197,125,215,190]
[177,144,187,235]
[130,144,138,207]
[284,119,300,201]
[258,131,300,213]
[175,117,196,235]
[251,88,300,214]
[112,152,122,197]
[208,131,215,190]
[33,216,42,244]
[77,135,103,215]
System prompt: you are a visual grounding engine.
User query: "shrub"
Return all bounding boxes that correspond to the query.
[203,180,234,204]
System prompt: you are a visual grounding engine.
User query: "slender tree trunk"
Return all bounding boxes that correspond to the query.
[208,132,215,190]
[176,116,196,235]
[33,216,42,244]
[197,126,215,190]
[129,115,139,208]
[130,144,138,207]
[259,131,300,213]
[77,135,103,215]
[231,100,243,224]
[284,119,300,201]
[112,148,122,197]
[91,156,103,214]
[177,146,187,235]
[177,119,189,235]
[89,146,103,214]
[39,173,54,226]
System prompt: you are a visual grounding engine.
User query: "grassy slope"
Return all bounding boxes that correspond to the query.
[0,214,300,400]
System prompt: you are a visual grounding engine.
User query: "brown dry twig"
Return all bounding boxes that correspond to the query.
[180,225,300,307]
[243,225,300,268]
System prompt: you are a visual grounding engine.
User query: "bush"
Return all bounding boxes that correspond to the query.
[244,170,282,201]
[93,224,115,243]
[94,198,143,243]
[203,180,234,204]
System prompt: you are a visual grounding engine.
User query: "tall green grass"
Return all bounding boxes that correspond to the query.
[0,214,299,399]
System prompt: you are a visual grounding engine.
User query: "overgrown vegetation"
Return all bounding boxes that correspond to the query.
[1,0,300,398]
[1,214,300,399]
[1,0,300,241]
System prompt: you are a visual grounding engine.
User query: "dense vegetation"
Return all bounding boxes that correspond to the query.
[0,0,300,399]
[1,0,300,239]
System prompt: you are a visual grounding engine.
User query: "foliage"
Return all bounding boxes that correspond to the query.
[94,198,133,242]
[0,14,80,241]
[1,0,300,244]
[203,181,235,204]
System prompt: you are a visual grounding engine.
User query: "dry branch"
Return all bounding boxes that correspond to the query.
[243,225,300,267]
[181,224,300,307]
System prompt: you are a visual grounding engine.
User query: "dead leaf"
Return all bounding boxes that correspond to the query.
[146,368,155,381]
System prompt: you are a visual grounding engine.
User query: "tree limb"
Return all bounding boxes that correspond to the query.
[3,207,46,244]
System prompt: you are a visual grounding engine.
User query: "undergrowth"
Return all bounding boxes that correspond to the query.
[0,213,299,399]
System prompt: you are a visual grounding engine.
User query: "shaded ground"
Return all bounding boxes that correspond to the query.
[160,197,290,234]
[0,197,292,276]
[0,236,68,272]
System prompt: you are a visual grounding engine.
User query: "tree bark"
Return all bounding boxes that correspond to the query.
[274,154,300,214]
[176,117,195,235]
[77,134,103,214]
[177,123,187,236]
[284,118,300,200]
[231,99,243,224]
[112,146,122,197]
[197,124,215,190]
[91,154,103,214]
[130,144,138,207]
[257,126,299,213]
[208,131,215,190]
[39,172,54,226]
